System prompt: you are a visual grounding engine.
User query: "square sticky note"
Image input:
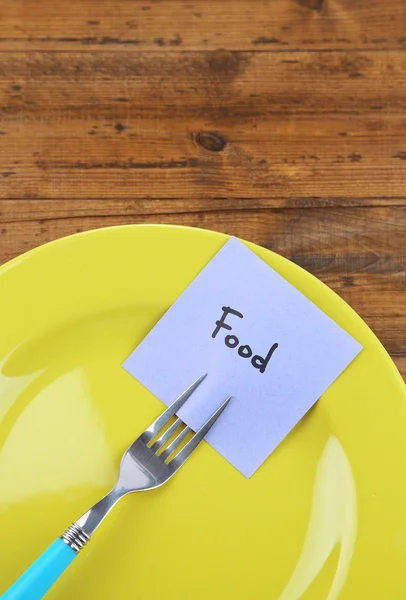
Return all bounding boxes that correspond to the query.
[123,237,362,477]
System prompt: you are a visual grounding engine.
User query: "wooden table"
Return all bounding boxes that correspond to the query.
[0,0,405,381]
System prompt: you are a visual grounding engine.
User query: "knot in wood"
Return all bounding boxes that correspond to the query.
[195,131,227,152]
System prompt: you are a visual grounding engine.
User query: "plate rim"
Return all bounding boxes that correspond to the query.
[1,222,404,393]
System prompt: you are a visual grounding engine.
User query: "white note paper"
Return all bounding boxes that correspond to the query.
[124,237,362,477]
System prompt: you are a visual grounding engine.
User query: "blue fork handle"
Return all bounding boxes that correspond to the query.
[1,539,76,600]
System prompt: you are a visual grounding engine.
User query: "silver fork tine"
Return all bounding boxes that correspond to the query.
[161,425,192,461]
[150,417,182,452]
[141,373,206,443]
[169,396,232,470]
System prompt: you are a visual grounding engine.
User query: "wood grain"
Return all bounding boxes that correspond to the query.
[1,51,406,200]
[1,0,406,52]
[394,356,406,382]
[0,0,405,380]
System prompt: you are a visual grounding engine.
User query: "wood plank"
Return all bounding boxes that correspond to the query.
[393,356,406,382]
[1,51,406,200]
[1,200,405,359]
[1,0,406,52]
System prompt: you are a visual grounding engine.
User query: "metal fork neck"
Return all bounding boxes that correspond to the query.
[74,487,127,538]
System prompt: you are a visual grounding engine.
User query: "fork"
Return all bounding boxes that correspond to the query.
[2,374,230,600]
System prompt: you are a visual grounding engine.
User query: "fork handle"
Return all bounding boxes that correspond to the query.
[1,539,76,600]
[1,524,90,600]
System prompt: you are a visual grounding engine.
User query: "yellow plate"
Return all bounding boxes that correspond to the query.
[0,225,405,600]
